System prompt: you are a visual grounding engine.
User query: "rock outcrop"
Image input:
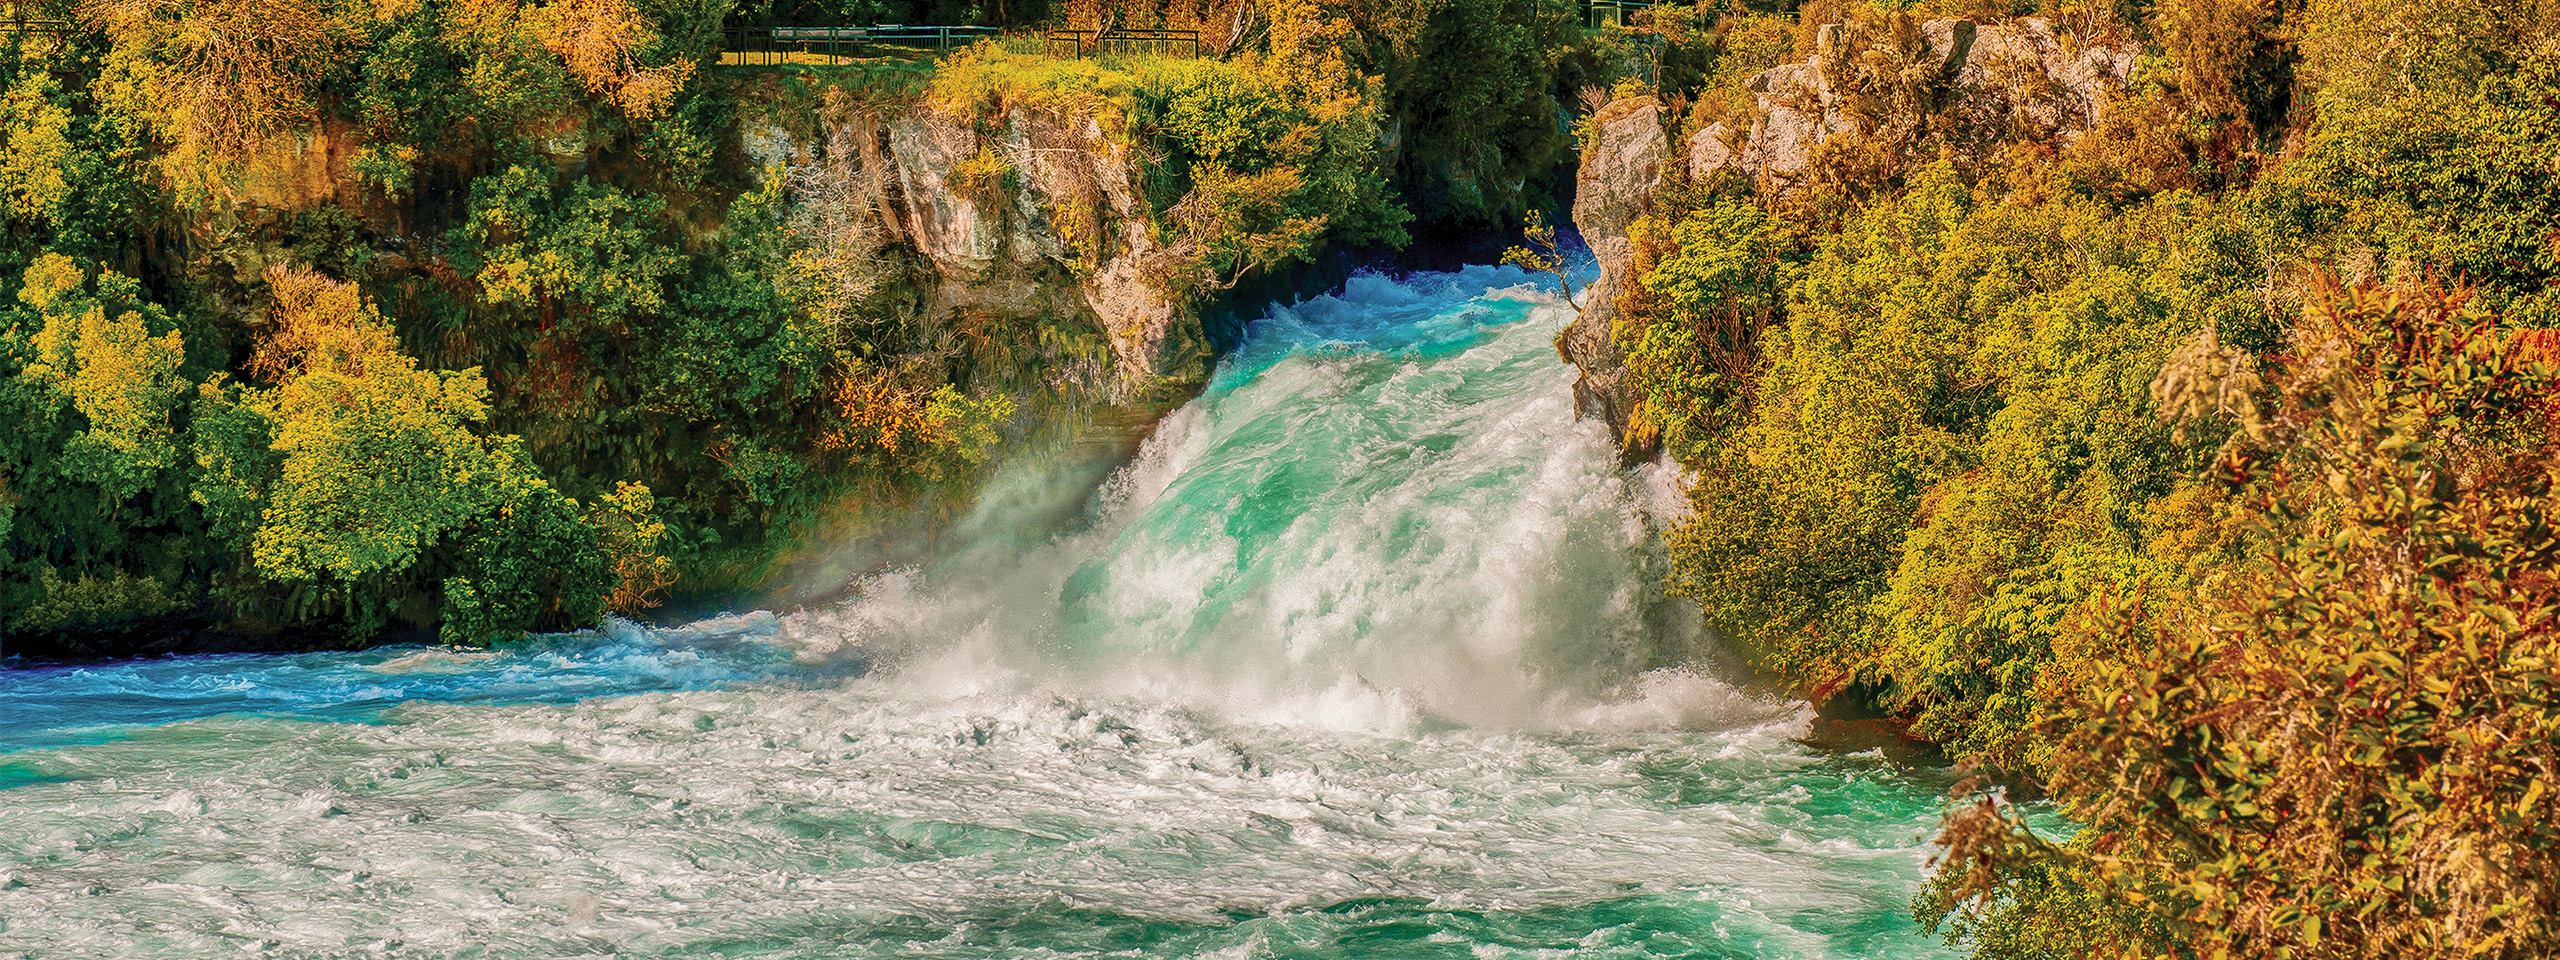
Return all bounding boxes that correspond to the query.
[1560,19,2135,455]
[1561,98,1666,458]
[747,102,1205,398]
[1688,18,2137,192]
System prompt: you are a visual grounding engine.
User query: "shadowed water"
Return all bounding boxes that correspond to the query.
[0,267,1959,959]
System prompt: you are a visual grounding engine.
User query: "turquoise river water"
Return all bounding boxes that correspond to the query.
[0,267,1960,958]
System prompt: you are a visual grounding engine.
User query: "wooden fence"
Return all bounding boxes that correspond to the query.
[0,4,69,37]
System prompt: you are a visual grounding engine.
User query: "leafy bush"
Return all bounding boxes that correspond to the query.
[588,481,677,613]
[439,466,609,644]
[246,267,515,588]
[16,254,189,503]
[2244,53,2560,325]
[451,166,682,330]
[11,567,184,631]
[1620,195,1792,460]
[1931,282,2560,960]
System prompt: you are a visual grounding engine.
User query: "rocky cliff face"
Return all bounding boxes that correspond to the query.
[1560,98,1666,459]
[199,92,1209,399]
[1687,18,2136,192]
[1561,18,2133,455]
[746,101,1205,398]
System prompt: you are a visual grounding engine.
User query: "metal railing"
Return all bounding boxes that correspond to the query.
[1582,0,1652,28]
[718,24,999,66]
[0,12,69,35]
[1042,26,1203,59]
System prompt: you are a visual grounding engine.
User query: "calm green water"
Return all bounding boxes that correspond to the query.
[0,267,1959,958]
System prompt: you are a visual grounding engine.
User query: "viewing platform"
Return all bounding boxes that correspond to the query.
[718,24,1000,66]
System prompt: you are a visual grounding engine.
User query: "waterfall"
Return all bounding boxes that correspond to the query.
[0,266,1957,959]
[783,265,1735,732]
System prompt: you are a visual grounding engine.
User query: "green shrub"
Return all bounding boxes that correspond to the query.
[10,567,185,632]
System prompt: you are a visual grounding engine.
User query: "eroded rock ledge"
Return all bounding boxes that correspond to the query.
[745,102,1206,399]
[1691,17,2136,191]
[1563,18,2135,453]
[1561,98,1665,460]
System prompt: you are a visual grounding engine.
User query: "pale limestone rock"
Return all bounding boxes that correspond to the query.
[742,122,797,179]
[887,116,1000,269]
[759,103,1203,394]
[1685,17,2136,190]
[1563,98,1667,456]
[1687,121,1737,181]
[1733,62,1843,178]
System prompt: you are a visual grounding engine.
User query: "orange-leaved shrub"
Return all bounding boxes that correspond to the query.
[1929,280,2560,960]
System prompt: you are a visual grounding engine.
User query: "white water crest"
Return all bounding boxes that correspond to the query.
[0,266,1959,959]
[785,267,1735,734]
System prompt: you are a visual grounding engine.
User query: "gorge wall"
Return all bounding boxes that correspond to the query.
[738,102,1206,397]
[1561,16,2137,453]
[199,93,1206,402]
[1560,98,1664,459]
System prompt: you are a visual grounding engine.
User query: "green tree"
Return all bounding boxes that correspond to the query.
[1620,196,1791,461]
[16,254,188,503]
[239,266,612,640]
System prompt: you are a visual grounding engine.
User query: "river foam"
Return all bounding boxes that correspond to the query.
[779,267,1723,735]
[0,266,1958,959]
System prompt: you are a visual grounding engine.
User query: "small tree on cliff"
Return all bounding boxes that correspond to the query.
[1503,209,1582,309]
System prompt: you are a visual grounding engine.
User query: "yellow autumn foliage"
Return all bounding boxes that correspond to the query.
[17,254,188,495]
[526,0,695,118]
[247,266,509,583]
[82,0,350,174]
[586,480,676,613]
